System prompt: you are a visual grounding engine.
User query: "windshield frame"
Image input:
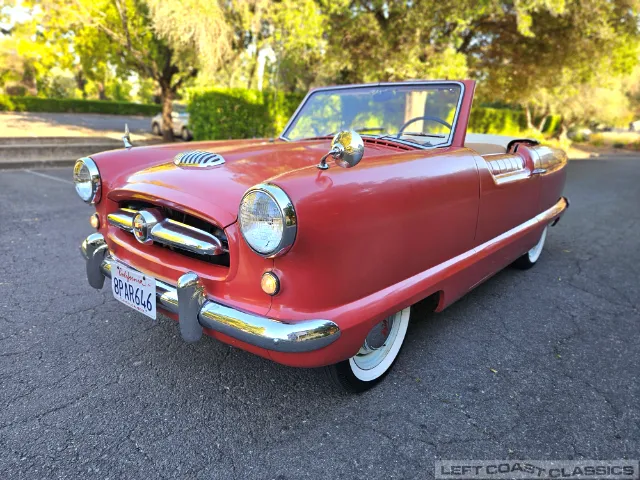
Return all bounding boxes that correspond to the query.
[279,80,466,150]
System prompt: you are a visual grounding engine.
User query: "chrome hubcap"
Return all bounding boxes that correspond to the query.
[353,314,400,370]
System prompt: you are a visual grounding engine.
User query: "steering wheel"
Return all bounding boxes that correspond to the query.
[397,115,452,138]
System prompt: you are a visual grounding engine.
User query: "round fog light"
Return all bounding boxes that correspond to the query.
[261,272,280,296]
[90,213,100,229]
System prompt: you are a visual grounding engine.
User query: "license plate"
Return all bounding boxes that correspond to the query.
[111,262,157,320]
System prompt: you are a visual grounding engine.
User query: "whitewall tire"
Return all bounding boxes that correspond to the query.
[324,307,411,392]
[513,225,548,269]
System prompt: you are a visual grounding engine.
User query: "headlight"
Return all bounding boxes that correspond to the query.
[73,157,101,204]
[239,184,297,257]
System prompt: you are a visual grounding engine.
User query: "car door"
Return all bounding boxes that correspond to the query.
[473,148,540,246]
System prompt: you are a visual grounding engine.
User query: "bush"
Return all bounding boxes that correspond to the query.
[7,96,160,116]
[264,90,305,135]
[468,107,527,135]
[0,95,14,112]
[589,134,605,147]
[188,88,303,140]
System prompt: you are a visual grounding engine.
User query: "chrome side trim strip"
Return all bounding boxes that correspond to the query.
[150,219,225,256]
[537,196,569,223]
[81,238,340,353]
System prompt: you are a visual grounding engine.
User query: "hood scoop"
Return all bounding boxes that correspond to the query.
[174,150,225,168]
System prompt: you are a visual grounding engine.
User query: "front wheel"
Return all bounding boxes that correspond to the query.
[513,225,548,269]
[324,307,411,393]
[181,127,192,141]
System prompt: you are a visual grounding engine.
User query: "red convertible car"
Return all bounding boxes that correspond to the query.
[76,80,568,392]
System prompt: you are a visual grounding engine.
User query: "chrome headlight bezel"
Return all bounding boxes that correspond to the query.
[73,157,101,204]
[239,183,297,258]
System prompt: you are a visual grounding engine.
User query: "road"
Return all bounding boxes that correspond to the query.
[1,157,639,479]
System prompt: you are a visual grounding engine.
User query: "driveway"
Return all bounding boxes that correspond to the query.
[0,156,638,479]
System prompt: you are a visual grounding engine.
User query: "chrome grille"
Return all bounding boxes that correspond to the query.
[107,202,229,267]
[174,150,225,168]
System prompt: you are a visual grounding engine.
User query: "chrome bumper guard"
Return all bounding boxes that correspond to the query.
[80,234,340,352]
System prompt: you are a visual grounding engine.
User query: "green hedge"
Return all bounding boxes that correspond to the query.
[0,95,14,112]
[7,96,161,116]
[468,107,528,135]
[188,89,304,140]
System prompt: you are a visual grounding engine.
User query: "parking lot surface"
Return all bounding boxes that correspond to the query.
[0,157,638,479]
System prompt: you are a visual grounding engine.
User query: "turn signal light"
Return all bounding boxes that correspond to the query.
[90,213,100,229]
[261,271,280,296]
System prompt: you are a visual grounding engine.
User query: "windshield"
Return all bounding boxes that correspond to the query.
[282,82,463,147]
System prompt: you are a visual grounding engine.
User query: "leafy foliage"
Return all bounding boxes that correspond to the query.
[7,96,160,115]
[0,94,15,111]
[2,0,640,137]
[188,88,302,140]
[469,108,528,135]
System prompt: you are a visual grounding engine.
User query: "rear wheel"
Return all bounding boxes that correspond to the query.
[152,122,161,136]
[181,127,192,141]
[513,226,548,269]
[324,307,411,393]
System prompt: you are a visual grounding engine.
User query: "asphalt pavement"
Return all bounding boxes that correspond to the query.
[0,157,638,479]
[1,112,152,134]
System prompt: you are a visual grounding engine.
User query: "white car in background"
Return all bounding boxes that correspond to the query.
[151,105,192,140]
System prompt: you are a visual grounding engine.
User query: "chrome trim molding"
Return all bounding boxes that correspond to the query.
[132,209,161,245]
[107,208,226,256]
[484,153,529,185]
[239,183,297,258]
[151,219,225,255]
[81,233,108,289]
[198,301,340,353]
[107,208,136,231]
[81,234,341,353]
[538,196,569,225]
[174,150,225,168]
[73,157,101,204]
[279,80,466,151]
[177,272,206,343]
[531,146,568,175]
[122,123,133,149]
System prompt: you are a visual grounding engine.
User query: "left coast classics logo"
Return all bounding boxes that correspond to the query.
[435,460,639,480]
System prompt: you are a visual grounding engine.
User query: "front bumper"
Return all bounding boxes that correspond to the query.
[80,233,340,353]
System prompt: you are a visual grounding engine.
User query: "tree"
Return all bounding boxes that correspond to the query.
[20,0,236,140]
[317,0,639,135]
[459,0,640,132]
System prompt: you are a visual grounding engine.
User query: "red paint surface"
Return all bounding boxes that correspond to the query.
[88,81,568,367]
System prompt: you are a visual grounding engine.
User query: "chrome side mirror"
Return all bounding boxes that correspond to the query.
[317,130,365,170]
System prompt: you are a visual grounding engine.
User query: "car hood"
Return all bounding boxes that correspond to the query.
[104,139,350,227]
